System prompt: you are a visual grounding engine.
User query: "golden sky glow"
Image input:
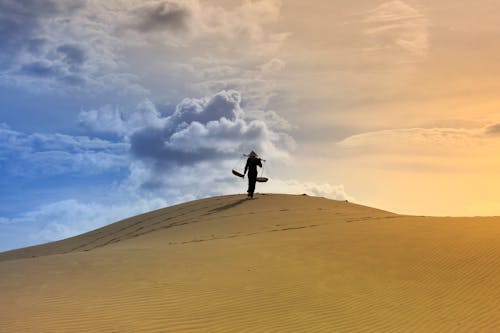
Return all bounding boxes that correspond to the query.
[242,0,500,215]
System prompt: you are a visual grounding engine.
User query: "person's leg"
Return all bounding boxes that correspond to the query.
[248,177,256,198]
[247,177,252,197]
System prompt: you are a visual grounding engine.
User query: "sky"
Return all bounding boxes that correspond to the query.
[2,0,500,251]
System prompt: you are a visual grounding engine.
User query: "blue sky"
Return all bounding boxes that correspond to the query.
[0,0,352,251]
[3,0,500,251]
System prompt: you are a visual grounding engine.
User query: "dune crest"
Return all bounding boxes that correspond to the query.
[1,194,500,332]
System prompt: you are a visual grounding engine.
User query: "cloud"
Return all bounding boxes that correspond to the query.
[0,197,168,251]
[485,123,500,135]
[0,0,288,103]
[330,124,500,174]
[0,124,129,177]
[127,0,282,40]
[57,44,87,66]
[19,60,61,78]
[132,95,291,168]
[0,1,95,86]
[336,127,485,156]
[0,0,137,93]
[260,58,286,75]
[78,99,165,137]
[134,1,191,33]
[80,90,294,171]
[362,0,429,57]
[79,90,316,204]
[0,0,59,66]
[266,179,354,201]
[121,0,288,76]
[364,0,423,23]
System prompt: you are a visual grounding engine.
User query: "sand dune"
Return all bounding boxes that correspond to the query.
[2,194,500,332]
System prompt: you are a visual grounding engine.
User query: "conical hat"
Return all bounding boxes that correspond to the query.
[248,150,258,157]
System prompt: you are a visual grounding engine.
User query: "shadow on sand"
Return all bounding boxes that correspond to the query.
[209,197,258,213]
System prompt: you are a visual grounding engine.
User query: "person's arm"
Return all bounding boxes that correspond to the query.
[244,158,250,175]
[257,158,262,167]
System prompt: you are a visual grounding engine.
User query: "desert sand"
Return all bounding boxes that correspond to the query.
[1,193,500,332]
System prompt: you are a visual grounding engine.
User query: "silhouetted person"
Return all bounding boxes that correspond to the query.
[244,150,262,199]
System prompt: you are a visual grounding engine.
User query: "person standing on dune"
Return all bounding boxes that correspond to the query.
[244,151,262,199]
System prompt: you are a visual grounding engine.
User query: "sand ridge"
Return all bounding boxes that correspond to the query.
[1,194,500,332]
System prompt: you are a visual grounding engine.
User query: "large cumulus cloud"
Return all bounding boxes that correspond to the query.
[131,91,289,166]
[80,90,293,171]
[78,89,305,203]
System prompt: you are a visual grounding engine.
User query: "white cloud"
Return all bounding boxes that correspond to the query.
[80,90,294,169]
[363,0,429,57]
[0,0,132,93]
[259,58,286,75]
[266,179,354,201]
[0,197,168,251]
[331,125,500,174]
[78,99,166,137]
[364,1,423,23]
[485,123,500,135]
[0,124,129,176]
[336,127,488,156]
[0,0,288,100]
[123,0,283,44]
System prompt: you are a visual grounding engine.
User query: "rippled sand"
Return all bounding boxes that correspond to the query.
[1,194,500,332]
